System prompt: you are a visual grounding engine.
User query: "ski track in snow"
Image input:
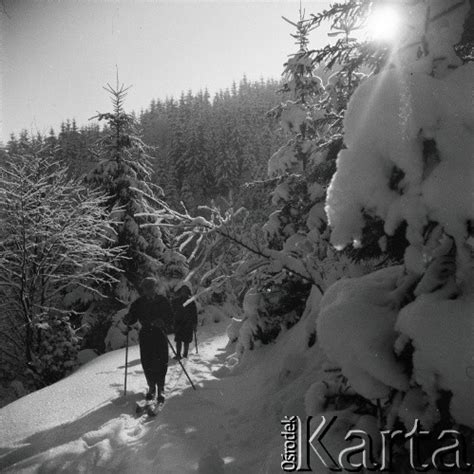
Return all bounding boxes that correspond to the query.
[0,321,263,473]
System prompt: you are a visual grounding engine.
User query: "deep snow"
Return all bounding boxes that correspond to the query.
[0,321,239,473]
[0,315,324,474]
[2,285,472,473]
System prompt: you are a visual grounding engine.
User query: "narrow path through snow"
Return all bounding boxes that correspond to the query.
[0,321,256,473]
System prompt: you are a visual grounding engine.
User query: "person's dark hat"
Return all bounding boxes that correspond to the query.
[141,277,157,292]
[175,281,192,294]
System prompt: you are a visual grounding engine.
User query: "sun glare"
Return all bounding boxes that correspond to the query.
[366,5,401,42]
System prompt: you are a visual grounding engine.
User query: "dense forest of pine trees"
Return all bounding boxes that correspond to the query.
[2,77,285,214]
[142,78,286,211]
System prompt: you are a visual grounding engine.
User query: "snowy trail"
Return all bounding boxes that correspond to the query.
[0,321,262,473]
[0,307,332,474]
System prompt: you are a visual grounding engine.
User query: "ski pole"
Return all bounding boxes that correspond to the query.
[161,329,196,390]
[194,327,198,354]
[124,328,130,397]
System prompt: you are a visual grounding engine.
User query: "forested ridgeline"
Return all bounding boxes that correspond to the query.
[2,77,286,213]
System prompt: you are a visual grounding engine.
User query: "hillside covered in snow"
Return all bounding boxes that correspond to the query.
[0,310,332,474]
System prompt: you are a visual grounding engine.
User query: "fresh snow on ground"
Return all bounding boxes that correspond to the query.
[0,311,327,474]
[0,320,231,473]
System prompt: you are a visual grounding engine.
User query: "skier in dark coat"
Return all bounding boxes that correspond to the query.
[123,277,173,403]
[172,282,198,359]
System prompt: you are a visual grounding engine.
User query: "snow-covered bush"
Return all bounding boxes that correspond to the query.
[317,266,410,400]
[27,314,81,386]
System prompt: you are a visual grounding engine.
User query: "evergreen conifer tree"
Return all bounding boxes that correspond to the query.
[87,82,172,302]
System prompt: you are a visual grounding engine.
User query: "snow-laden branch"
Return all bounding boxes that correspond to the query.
[136,195,323,291]
[0,152,127,379]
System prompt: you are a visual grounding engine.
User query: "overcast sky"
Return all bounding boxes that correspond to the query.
[0,1,331,143]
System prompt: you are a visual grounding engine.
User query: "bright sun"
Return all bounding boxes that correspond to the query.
[366,5,401,42]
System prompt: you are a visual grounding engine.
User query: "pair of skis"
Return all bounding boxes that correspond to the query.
[126,329,196,420]
[135,397,165,418]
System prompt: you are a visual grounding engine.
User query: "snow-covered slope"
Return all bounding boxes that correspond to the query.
[0,321,227,473]
[0,314,328,474]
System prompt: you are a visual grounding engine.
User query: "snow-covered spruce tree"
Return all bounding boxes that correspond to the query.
[313,0,473,468]
[234,7,385,349]
[88,83,169,295]
[0,149,122,387]
[86,83,187,349]
[151,8,388,351]
[245,12,326,344]
[151,194,323,348]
